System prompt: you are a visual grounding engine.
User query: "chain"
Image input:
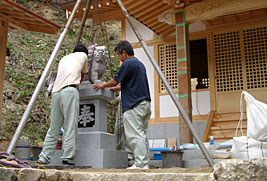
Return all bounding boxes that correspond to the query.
[98,1,111,61]
[92,0,98,44]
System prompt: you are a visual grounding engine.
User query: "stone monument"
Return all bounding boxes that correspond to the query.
[50,85,128,168]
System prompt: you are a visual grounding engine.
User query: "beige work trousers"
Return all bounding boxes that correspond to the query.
[123,100,151,167]
[39,87,79,163]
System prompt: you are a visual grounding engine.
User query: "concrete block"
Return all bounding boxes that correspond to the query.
[77,132,116,150]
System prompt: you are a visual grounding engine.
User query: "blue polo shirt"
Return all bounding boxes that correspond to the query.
[114,57,151,112]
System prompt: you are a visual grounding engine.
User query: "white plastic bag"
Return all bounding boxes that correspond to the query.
[231,136,267,159]
[240,91,267,142]
[214,149,231,159]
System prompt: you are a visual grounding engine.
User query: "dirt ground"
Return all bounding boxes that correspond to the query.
[35,165,213,174]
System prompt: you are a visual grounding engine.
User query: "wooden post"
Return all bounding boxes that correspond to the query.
[175,11,193,143]
[0,20,8,119]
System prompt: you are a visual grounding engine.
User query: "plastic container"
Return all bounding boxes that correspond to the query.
[209,136,216,157]
[153,153,162,160]
[161,150,183,168]
[15,139,30,160]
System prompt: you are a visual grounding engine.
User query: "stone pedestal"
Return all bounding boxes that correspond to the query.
[50,84,128,168]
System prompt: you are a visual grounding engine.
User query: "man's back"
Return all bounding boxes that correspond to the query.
[115,57,151,112]
[52,52,87,93]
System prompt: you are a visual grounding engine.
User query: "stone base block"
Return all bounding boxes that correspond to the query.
[77,132,116,150]
[50,149,128,168]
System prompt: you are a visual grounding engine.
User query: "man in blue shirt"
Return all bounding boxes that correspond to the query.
[94,40,151,169]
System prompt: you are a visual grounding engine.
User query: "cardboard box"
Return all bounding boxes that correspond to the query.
[167,138,177,149]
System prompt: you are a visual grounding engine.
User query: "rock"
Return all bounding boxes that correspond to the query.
[0,167,18,181]
[212,158,267,181]
[15,168,211,181]
[17,168,44,181]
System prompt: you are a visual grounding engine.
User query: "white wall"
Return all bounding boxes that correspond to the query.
[125,17,154,43]
[125,18,210,119]
[134,47,155,118]
[189,21,206,33]
[160,91,210,117]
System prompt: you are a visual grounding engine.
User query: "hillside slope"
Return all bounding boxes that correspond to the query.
[1,1,121,144]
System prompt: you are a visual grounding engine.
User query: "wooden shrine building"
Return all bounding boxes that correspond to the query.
[61,0,267,144]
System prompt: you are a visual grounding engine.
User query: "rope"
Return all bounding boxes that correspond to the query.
[88,0,98,79]
[236,91,244,137]
[98,2,111,61]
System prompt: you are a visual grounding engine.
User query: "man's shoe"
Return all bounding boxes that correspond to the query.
[127,164,149,170]
[62,160,75,165]
[37,159,49,165]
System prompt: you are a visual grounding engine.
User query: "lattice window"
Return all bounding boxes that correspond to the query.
[243,26,267,89]
[214,31,243,92]
[196,78,209,89]
[159,44,177,92]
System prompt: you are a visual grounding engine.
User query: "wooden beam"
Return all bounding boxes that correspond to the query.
[156,24,171,33]
[142,6,169,23]
[0,13,28,30]
[25,25,59,35]
[125,0,146,12]
[153,33,160,123]
[160,26,175,36]
[151,22,167,31]
[0,20,8,119]
[131,30,209,49]
[0,13,58,34]
[131,35,176,48]
[184,0,190,6]
[121,18,125,40]
[175,11,193,143]
[129,0,158,15]
[185,0,267,23]
[134,2,163,19]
